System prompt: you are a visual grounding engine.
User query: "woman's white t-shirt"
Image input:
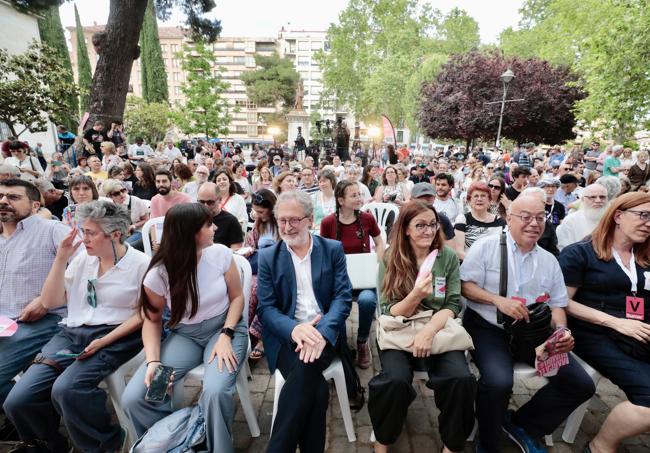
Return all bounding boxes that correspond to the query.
[143,244,233,325]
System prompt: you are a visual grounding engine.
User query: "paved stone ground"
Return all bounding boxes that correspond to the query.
[2,305,649,453]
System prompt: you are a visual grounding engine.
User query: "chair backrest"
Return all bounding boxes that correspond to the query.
[232,254,252,325]
[141,216,165,257]
[346,252,378,290]
[361,202,400,233]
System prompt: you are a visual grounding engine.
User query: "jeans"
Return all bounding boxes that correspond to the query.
[126,231,143,246]
[355,289,376,343]
[3,324,142,452]
[122,313,248,453]
[0,314,61,410]
[463,309,595,452]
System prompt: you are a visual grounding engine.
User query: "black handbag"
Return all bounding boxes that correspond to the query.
[498,232,553,363]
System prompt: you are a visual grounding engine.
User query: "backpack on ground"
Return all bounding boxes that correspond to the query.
[130,404,207,453]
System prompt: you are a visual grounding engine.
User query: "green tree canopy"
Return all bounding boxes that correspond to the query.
[38,3,78,129]
[0,41,79,137]
[437,7,480,55]
[123,95,172,144]
[240,53,300,109]
[172,41,231,138]
[139,0,168,103]
[499,0,650,137]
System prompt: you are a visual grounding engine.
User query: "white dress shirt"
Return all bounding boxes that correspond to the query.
[63,245,150,327]
[460,230,568,327]
[287,236,322,323]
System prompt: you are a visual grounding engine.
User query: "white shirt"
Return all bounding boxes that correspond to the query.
[144,244,233,324]
[556,210,600,251]
[460,231,568,326]
[121,195,149,225]
[164,147,183,162]
[127,143,152,159]
[182,180,202,202]
[5,156,43,181]
[63,245,150,327]
[222,193,248,233]
[287,236,322,323]
[434,196,460,221]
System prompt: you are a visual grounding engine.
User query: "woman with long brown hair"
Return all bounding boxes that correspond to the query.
[560,192,650,453]
[368,200,476,453]
[121,203,247,453]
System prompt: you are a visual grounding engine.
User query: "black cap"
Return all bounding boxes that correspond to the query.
[559,174,578,184]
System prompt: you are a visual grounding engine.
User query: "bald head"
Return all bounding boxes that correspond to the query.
[509,194,545,215]
[196,182,221,216]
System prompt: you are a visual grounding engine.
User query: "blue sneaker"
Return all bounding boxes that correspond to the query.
[502,410,548,453]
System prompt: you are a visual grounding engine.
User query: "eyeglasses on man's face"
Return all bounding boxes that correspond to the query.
[197,199,217,206]
[510,213,546,225]
[277,216,308,227]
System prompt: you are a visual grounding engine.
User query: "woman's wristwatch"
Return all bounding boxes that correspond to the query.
[220,327,235,338]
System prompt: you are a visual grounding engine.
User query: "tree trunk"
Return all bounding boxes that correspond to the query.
[88,0,148,126]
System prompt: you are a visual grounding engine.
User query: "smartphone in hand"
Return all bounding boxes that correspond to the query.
[145,365,174,403]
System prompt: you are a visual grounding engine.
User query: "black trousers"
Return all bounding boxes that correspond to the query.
[368,347,476,451]
[266,341,337,453]
[463,308,595,453]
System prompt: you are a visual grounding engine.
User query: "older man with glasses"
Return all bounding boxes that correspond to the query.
[257,191,352,453]
[181,165,210,202]
[196,182,243,249]
[461,195,594,453]
[557,183,609,250]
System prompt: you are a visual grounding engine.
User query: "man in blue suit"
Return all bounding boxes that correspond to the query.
[257,190,352,453]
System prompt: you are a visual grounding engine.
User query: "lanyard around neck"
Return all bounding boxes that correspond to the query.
[612,248,637,293]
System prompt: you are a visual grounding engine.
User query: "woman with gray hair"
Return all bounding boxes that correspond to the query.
[596,175,623,201]
[2,200,150,452]
[103,178,150,246]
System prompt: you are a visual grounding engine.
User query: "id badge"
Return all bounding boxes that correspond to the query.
[434,277,446,298]
[626,296,644,320]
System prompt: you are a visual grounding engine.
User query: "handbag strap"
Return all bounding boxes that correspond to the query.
[497,230,508,324]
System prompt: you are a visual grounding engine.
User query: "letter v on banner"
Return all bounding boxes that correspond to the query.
[381,115,397,146]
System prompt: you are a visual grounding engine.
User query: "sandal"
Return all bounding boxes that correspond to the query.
[249,346,265,360]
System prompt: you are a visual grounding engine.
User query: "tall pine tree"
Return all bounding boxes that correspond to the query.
[38,4,79,129]
[139,0,168,103]
[74,4,92,115]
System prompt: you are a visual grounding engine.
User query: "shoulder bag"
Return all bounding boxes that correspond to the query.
[377,309,474,354]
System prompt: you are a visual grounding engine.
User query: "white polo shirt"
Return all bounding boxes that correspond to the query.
[63,245,150,327]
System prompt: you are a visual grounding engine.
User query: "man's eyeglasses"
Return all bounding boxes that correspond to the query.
[278,216,308,227]
[583,195,607,201]
[197,199,217,206]
[0,193,24,202]
[87,278,98,308]
[412,222,438,233]
[625,210,650,222]
[510,213,546,224]
[108,188,127,197]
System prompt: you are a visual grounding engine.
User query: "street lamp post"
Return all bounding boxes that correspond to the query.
[495,68,515,149]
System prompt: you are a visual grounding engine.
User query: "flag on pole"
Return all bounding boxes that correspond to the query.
[381,114,397,146]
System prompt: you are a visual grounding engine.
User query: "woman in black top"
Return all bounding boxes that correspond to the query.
[559,192,650,453]
[131,162,157,200]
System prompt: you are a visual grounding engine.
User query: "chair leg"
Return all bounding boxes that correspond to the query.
[331,367,357,442]
[105,373,138,447]
[561,398,590,444]
[544,434,553,446]
[236,368,260,437]
[466,419,478,441]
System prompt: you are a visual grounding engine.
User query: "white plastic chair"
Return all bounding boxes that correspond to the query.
[170,254,261,438]
[345,252,378,290]
[105,350,146,447]
[141,216,165,257]
[272,357,356,442]
[361,202,399,236]
[561,355,602,443]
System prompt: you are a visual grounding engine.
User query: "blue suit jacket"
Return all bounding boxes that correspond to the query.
[256,235,352,373]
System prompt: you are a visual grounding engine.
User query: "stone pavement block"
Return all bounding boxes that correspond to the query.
[410,433,441,453]
[234,391,263,422]
[405,408,434,435]
[248,373,270,393]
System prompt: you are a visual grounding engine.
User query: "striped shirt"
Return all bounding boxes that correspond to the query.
[0,215,70,319]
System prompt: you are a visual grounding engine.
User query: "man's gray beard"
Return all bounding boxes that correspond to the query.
[583,204,607,222]
[281,229,310,248]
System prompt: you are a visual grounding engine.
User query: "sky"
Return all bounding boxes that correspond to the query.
[59,0,524,44]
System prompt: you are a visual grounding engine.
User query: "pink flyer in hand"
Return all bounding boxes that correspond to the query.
[0,316,18,337]
[416,250,438,283]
